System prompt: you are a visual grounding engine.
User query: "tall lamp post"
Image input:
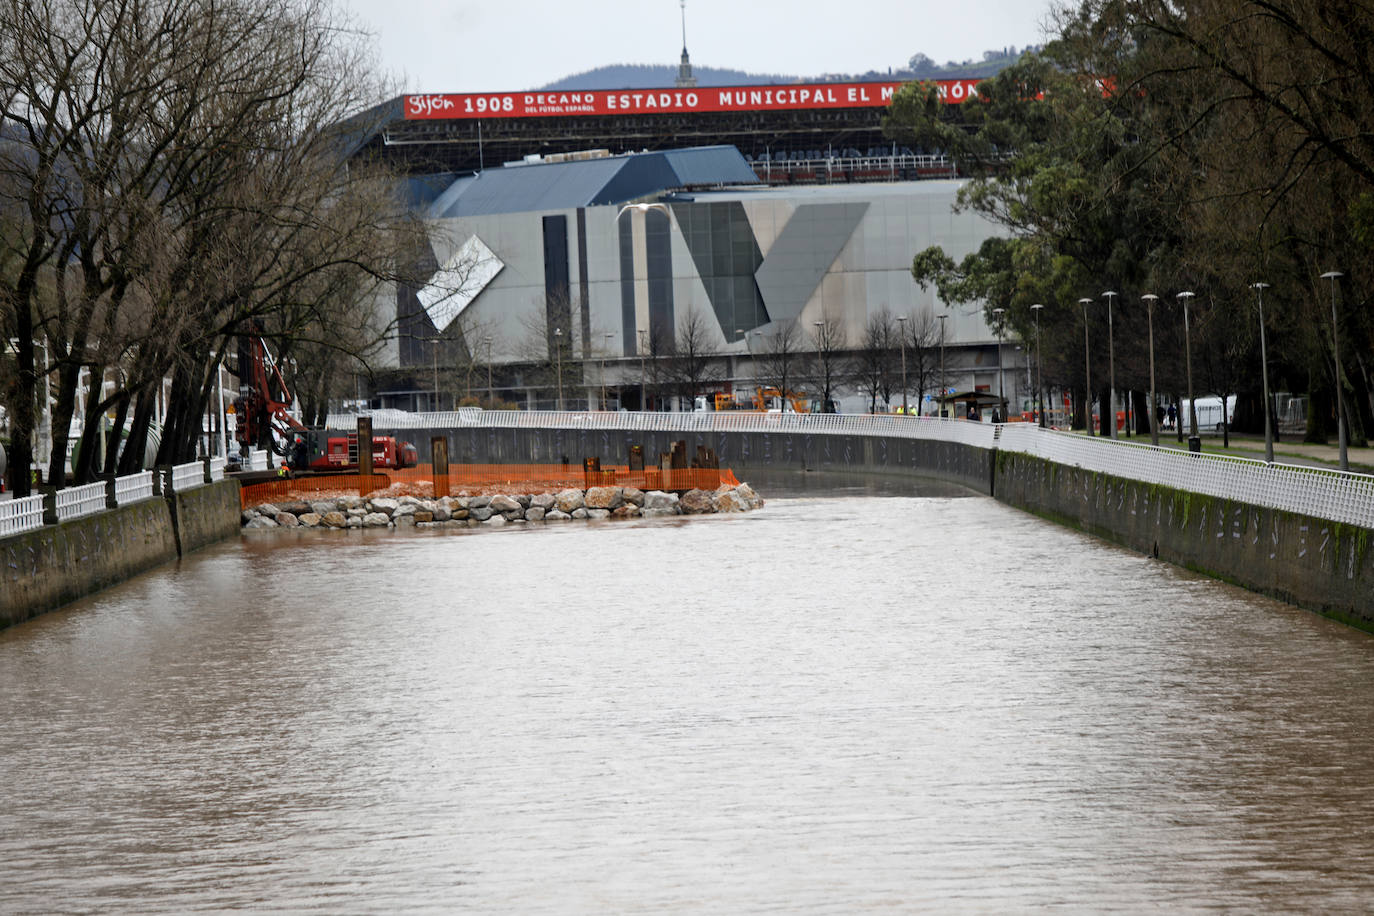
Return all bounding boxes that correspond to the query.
[1078,297,1093,435]
[637,328,648,409]
[553,326,564,410]
[1176,291,1198,450]
[431,337,441,412]
[1251,282,1274,463]
[1030,304,1044,427]
[938,313,948,416]
[896,314,909,414]
[483,336,493,406]
[991,307,1005,420]
[1141,294,1159,447]
[601,332,614,410]
[1320,270,1349,471]
[1101,291,1117,438]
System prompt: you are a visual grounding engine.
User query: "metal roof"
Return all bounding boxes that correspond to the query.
[427,145,758,218]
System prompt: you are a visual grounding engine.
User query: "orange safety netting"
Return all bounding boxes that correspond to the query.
[239,463,740,509]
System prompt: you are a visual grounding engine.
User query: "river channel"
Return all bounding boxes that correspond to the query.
[4,476,1374,912]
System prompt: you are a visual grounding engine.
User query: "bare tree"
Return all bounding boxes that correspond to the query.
[804,315,848,412]
[755,321,806,410]
[666,307,723,408]
[902,311,943,415]
[853,308,899,412]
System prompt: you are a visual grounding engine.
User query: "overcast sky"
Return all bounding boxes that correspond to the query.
[340,0,1057,94]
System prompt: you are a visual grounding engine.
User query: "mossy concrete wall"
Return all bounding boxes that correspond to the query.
[2,497,177,628]
[381,425,996,495]
[170,479,243,555]
[993,451,1374,630]
[1,479,242,629]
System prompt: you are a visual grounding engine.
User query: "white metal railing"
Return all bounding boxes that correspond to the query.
[209,456,227,481]
[327,409,1374,529]
[240,448,269,471]
[54,481,107,523]
[0,494,45,536]
[997,423,1374,529]
[171,460,204,493]
[115,471,156,505]
[327,408,1001,449]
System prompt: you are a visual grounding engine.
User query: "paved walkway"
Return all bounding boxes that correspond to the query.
[1087,429,1374,474]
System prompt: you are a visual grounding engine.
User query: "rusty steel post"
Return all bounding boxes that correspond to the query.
[432,436,449,499]
[356,416,373,495]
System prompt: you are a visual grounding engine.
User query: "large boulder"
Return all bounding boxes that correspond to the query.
[431,506,452,522]
[278,500,313,517]
[483,514,508,527]
[713,488,749,513]
[643,491,679,511]
[621,487,645,507]
[585,508,611,520]
[275,512,300,527]
[678,489,716,514]
[369,497,400,516]
[526,506,546,522]
[298,512,322,528]
[255,503,281,517]
[490,494,522,514]
[468,507,493,522]
[414,510,434,523]
[393,514,417,528]
[322,511,348,528]
[469,495,492,509]
[244,515,278,529]
[584,486,623,510]
[391,503,418,518]
[734,482,764,509]
[530,492,557,511]
[570,507,589,520]
[361,512,391,528]
[611,505,642,519]
[545,509,572,521]
[555,488,585,513]
[309,500,338,516]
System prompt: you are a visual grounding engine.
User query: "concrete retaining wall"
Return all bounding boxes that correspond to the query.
[1,479,242,629]
[993,452,1374,630]
[385,425,996,495]
[2,497,178,628]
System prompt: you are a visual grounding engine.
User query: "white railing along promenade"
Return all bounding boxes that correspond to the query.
[331,409,1374,530]
[0,495,45,536]
[54,481,107,523]
[171,460,205,493]
[209,456,227,481]
[114,471,156,506]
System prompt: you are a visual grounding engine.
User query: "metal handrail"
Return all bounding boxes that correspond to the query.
[329,410,1374,529]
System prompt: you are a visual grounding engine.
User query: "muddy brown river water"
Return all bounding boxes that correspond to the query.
[3,480,1374,912]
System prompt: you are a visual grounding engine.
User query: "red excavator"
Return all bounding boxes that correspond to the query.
[232,333,417,472]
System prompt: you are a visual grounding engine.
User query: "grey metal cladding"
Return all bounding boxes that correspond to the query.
[754,202,870,322]
[670,201,770,337]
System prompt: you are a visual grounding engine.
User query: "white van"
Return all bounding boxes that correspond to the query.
[1189,395,1236,431]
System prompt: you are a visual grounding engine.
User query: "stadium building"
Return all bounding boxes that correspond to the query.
[353,76,1022,415]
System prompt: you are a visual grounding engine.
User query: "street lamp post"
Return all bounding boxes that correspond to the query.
[991,307,1005,421]
[1030,304,1044,427]
[601,333,613,410]
[1176,291,1198,450]
[938,313,948,416]
[1320,270,1349,471]
[1102,291,1117,438]
[1141,294,1159,447]
[638,328,648,412]
[896,314,909,414]
[1251,282,1274,463]
[1078,297,1093,435]
[553,327,564,410]
[431,337,440,412]
[483,336,493,406]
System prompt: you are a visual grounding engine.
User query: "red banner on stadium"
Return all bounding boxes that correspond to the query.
[403,79,983,120]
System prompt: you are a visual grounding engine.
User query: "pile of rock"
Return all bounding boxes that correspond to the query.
[241,483,763,530]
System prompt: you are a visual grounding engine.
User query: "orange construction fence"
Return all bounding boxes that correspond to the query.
[239,463,740,509]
